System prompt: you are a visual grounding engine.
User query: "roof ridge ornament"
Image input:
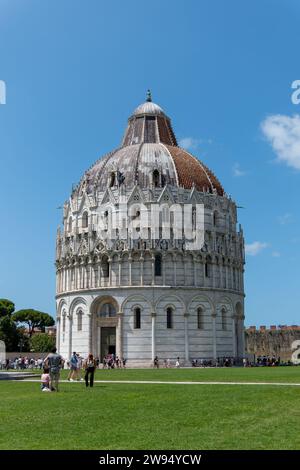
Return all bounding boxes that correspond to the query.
[146,89,152,102]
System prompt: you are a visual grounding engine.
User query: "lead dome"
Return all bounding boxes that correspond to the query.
[76,92,224,196]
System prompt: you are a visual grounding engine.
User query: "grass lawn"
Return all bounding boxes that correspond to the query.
[1,367,300,450]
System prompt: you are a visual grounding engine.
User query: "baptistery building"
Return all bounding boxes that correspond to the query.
[55,92,245,365]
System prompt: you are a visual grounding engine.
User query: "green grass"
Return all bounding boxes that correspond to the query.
[1,367,300,450]
[14,365,300,382]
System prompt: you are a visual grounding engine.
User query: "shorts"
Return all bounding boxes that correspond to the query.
[50,371,60,381]
[70,365,78,371]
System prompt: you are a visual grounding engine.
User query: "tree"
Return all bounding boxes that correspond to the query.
[30,333,56,353]
[12,309,55,337]
[0,299,15,318]
[0,316,29,352]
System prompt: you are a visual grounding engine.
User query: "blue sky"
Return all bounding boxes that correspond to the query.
[0,0,300,326]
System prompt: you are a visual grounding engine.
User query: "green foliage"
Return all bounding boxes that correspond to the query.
[29,333,56,353]
[0,299,15,318]
[12,309,55,336]
[0,317,29,352]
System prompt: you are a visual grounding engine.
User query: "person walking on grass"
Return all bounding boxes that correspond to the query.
[84,353,96,388]
[68,351,78,381]
[44,347,64,392]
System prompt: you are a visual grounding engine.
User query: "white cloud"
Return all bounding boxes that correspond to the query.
[179,137,213,151]
[272,251,281,258]
[179,137,199,150]
[245,241,268,256]
[261,114,300,170]
[278,213,292,225]
[232,163,247,177]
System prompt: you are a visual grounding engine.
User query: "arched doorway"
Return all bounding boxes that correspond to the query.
[90,296,119,361]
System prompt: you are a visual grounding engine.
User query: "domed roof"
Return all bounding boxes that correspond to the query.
[133,101,165,117]
[77,93,224,196]
[132,90,166,117]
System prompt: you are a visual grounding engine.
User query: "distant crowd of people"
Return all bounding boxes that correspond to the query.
[153,356,181,368]
[0,356,45,370]
[255,355,281,366]
[102,354,127,369]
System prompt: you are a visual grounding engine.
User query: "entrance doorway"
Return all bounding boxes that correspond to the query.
[101,327,116,361]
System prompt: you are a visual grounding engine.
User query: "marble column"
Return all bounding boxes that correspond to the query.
[97,325,101,359]
[129,256,132,286]
[108,258,112,287]
[173,254,177,286]
[162,254,166,286]
[184,312,189,363]
[225,264,228,289]
[151,256,155,286]
[240,316,245,357]
[67,314,73,359]
[232,315,237,358]
[118,256,121,287]
[203,261,206,288]
[212,310,217,360]
[219,262,223,288]
[56,317,61,352]
[87,313,93,354]
[116,312,123,358]
[140,255,144,286]
[151,312,156,361]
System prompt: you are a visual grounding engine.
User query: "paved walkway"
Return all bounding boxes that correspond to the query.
[20,379,300,386]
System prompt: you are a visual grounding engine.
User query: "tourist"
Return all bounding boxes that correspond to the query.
[167,358,171,368]
[76,354,84,381]
[175,357,180,368]
[68,351,78,381]
[122,357,127,368]
[44,347,64,392]
[154,356,159,368]
[84,353,96,388]
[41,367,51,392]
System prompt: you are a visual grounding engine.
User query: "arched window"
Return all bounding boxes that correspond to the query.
[68,216,72,233]
[82,211,88,228]
[77,309,83,331]
[197,307,204,329]
[99,303,116,318]
[167,307,173,329]
[134,307,141,329]
[153,169,160,188]
[155,254,162,276]
[205,262,210,278]
[213,211,218,227]
[221,308,226,331]
[109,172,116,187]
[101,256,109,278]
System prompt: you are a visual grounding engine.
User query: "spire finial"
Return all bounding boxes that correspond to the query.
[146,89,152,102]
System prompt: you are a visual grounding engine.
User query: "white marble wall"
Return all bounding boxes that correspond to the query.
[56,289,245,364]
